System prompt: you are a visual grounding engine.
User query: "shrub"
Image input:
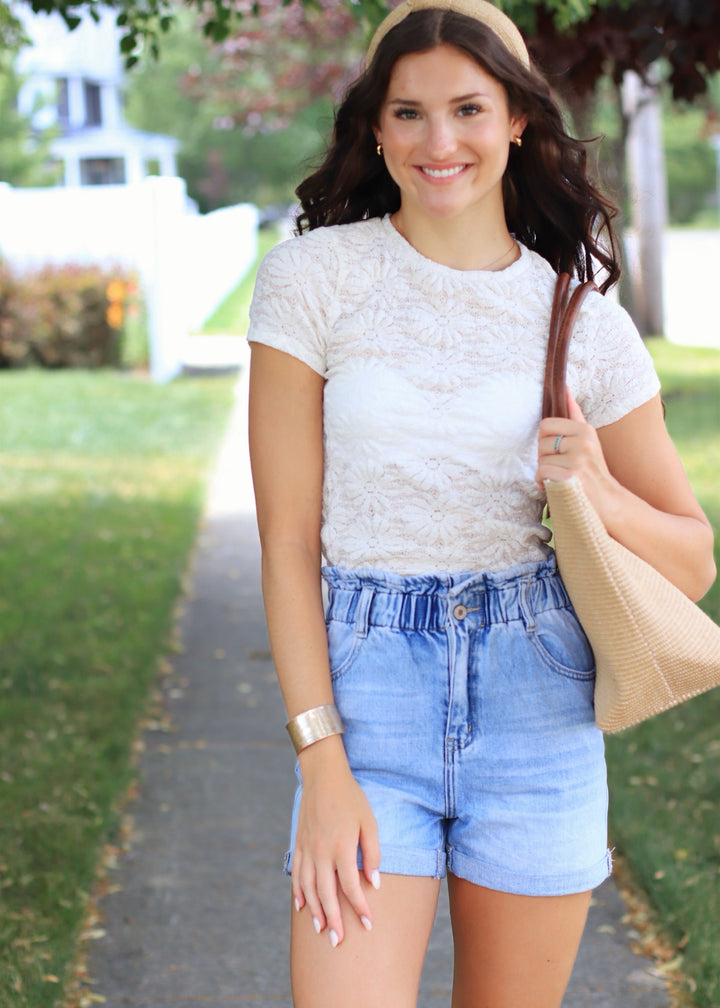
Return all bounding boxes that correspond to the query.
[0,261,34,367]
[0,263,143,369]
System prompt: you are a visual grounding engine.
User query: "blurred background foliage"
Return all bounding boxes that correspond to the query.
[117,7,720,225]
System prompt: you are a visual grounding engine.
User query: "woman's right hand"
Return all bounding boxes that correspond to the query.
[291,734,381,947]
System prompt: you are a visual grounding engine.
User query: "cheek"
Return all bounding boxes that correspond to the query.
[382,153,410,194]
[380,130,413,175]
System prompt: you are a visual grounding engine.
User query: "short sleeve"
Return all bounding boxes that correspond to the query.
[247,235,335,376]
[568,292,661,428]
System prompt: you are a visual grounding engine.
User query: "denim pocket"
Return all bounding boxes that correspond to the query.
[326,618,364,681]
[527,606,596,681]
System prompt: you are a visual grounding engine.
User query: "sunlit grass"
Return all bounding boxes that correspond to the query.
[0,370,234,1007]
[606,339,720,1008]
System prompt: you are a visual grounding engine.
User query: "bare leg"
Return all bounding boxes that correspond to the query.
[448,874,591,1008]
[291,874,440,1008]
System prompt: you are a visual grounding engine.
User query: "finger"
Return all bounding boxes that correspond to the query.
[291,852,306,914]
[535,444,576,486]
[566,389,585,422]
[539,431,573,461]
[360,823,382,892]
[316,864,344,947]
[298,857,326,935]
[537,416,574,444]
[336,855,373,934]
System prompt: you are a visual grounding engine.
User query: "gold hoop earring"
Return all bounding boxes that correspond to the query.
[512,136,523,148]
[376,143,383,156]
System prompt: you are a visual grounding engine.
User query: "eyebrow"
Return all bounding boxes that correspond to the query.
[387,92,488,106]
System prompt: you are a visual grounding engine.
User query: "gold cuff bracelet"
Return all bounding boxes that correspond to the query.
[286,704,345,755]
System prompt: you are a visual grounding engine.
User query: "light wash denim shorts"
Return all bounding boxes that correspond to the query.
[285,556,612,896]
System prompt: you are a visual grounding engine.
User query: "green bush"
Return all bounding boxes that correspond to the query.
[0,261,33,367]
[0,263,143,369]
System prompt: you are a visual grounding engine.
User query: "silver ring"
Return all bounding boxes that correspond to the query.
[553,434,564,453]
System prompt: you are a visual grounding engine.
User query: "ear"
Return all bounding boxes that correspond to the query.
[510,113,528,141]
[373,126,382,144]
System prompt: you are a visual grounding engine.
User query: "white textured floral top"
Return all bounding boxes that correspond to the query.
[248,215,660,575]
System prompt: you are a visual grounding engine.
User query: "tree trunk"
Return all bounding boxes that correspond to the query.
[622,69,667,336]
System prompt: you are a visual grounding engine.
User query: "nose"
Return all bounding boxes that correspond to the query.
[425,115,457,159]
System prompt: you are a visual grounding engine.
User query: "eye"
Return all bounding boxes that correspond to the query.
[392,106,421,120]
[457,103,482,117]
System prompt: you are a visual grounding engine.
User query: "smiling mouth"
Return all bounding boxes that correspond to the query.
[419,165,467,179]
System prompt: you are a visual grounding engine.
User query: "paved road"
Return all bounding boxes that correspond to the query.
[84,347,672,1007]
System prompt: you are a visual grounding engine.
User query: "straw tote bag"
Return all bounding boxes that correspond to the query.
[543,272,720,733]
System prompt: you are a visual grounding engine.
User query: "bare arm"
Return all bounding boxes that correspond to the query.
[537,391,716,601]
[248,341,380,947]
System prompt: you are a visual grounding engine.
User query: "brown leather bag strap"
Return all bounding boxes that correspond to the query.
[542,273,597,420]
[542,272,571,420]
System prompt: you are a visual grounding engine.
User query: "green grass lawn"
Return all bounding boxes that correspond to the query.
[0,370,235,1008]
[606,339,720,1008]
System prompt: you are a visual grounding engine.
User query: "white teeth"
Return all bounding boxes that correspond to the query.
[421,165,465,178]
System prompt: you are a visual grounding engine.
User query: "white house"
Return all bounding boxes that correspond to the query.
[4,7,259,382]
[14,5,178,186]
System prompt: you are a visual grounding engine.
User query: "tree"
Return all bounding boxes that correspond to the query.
[122,9,342,209]
[0,53,60,187]
[179,0,364,135]
[6,0,720,97]
[523,2,720,334]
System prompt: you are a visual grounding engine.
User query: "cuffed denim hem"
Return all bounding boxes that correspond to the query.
[447,846,613,896]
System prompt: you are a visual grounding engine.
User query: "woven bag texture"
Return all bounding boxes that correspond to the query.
[546,476,720,732]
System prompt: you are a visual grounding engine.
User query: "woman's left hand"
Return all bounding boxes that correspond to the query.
[536,389,616,520]
[537,388,716,600]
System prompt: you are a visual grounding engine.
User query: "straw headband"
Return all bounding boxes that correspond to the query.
[366,0,530,69]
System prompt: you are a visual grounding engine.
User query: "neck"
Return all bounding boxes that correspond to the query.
[391,210,518,272]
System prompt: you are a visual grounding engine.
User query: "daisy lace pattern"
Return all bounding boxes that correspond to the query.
[249,217,660,575]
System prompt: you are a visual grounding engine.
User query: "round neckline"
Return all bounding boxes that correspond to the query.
[378,214,528,280]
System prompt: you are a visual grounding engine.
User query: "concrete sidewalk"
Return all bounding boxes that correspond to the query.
[85,351,671,1007]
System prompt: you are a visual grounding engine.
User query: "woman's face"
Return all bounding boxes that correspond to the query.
[374,44,525,227]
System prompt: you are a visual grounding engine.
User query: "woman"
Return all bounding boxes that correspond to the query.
[248,1,716,1005]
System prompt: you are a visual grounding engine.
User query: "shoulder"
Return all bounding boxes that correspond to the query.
[519,249,643,346]
[574,283,643,350]
[514,250,659,425]
[567,283,660,426]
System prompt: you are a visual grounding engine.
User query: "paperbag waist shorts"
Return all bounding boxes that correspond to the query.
[286,556,612,896]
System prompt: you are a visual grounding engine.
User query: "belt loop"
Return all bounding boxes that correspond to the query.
[354,584,375,638]
[518,578,537,632]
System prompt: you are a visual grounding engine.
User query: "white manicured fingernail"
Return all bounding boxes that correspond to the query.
[329,929,339,948]
[371,869,381,890]
[361,915,372,932]
[294,897,301,912]
[312,916,321,934]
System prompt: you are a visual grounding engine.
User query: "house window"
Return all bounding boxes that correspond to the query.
[80,158,126,185]
[84,81,102,126]
[56,78,70,128]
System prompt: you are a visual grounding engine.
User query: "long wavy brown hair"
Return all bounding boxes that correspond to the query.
[295,10,620,292]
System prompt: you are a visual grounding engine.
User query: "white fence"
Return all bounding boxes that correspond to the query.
[661,231,720,349]
[0,177,258,380]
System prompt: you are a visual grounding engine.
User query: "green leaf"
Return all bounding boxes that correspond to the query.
[119,32,137,53]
